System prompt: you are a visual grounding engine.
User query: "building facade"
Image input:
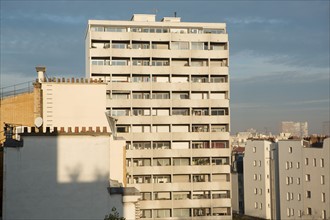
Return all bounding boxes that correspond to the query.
[243,140,276,220]
[2,126,139,220]
[278,139,329,220]
[85,14,231,219]
[281,121,308,137]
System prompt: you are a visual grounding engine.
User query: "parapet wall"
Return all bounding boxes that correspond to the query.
[20,126,110,136]
[38,77,105,84]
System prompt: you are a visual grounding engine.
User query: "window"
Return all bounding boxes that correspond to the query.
[172,108,189,115]
[253,160,257,166]
[141,209,152,218]
[111,109,129,116]
[171,41,189,50]
[112,42,128,49]
[172,92,189,99]
[116,125,129,133]
[154,192,171,200]
[306,191,311,198]
[153,175,170,183]
[132,59,150,66]
[173,209,190,217]
[193,191,210,199]
[254,188,258,195]
[204,29,225,34]
[91,26,104,32]
[254,202,258,209]
[192,141,210,149]
[192,124,208,132]
[132,125,151,133]
[322,192,326,202]
[191,76,208,83]
[133,175,151,184]
[297,162,300,169]
[152,125,170,133]
[152,108,170,116]
[211,108,227,115]
[132,42,150,49]
[211,141,228,148]
[111,59,128,66]
[173,158,190,166]
[212,157,229,165]
[141,192,151,200]
[289,147,292,153]
[313,158,317,167]
[305,174,311,182]
[211,124,227,132]
[151,60,169,66]
[133,158,151,166]
[173,191,190,200]
[191,92,208,99]
[306,207,312,215]
[305,158,309,165]
[153,141,170,149]
[254,174,257,180]
[192,208,210,217]
[132,75,150,82]
[321,175,325,184]
[192,157,210,165]
[173,174,190,183]
[193,174,210,182]
[152,92,170,99]
[132,108,150,116]
[297,177,301,185]
[322,210,326,220]
[132,142,151,150]
[297,193,301,201]
[320,158,324,167]
[191,42,204,50]
[192,108,208,116]
[153,158,170,166]
[210,76,227,83]
[132,92,150,99]
[105,27,126,32]
[253,147,256,153]
[153,209,171,218]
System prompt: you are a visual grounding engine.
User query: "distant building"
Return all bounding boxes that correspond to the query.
[281,121,308,137]
[322,121,330,136]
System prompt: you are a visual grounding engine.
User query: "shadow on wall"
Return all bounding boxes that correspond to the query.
[3,132,122,220]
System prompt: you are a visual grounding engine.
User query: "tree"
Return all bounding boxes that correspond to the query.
[104,207,126,220]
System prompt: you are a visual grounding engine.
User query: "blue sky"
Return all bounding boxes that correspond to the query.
[1,0,329,134]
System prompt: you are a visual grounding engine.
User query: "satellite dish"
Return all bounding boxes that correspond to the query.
[34,117,43,128]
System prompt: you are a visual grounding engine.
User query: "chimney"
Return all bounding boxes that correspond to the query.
[36,66,46,82]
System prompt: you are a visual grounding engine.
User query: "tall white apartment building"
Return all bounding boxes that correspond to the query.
[85,14,231,219]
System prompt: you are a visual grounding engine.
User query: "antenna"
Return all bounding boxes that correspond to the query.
[152,8,158,14]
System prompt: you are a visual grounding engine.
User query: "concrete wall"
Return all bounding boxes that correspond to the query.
[41,81,108,130]
[244,140,273,219]
[3,133,122,220]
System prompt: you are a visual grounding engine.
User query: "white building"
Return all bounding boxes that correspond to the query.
[243,140,277,220]
[277,138,329,220]
[85,14,231,219]
[243,138,329,220]
[2,126,141,220]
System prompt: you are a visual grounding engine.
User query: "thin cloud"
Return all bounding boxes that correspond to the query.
[225,17,286,25]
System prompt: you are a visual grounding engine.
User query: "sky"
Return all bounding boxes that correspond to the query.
[0,0,329,135]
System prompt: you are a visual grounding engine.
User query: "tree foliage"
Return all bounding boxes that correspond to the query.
[104,207,126,220]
